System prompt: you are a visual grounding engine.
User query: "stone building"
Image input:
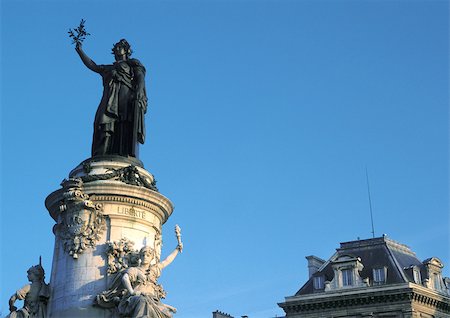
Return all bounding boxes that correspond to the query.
[279,236,450,317]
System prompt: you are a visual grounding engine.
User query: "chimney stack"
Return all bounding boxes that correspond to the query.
[305,255,325,278]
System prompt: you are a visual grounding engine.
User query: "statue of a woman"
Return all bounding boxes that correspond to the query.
[96,243,182,318]
[75,39,147,158]
[7,262,50,318]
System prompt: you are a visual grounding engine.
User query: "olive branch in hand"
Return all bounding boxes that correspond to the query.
[68,19,90,45]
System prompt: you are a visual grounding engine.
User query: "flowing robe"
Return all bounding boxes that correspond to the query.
[92,58,147,157]
[96,266,174,318]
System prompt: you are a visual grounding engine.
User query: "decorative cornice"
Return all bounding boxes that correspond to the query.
[280,284,450,314]
[281,292,410,313]
[46,181,174,223]
[82,182,173,212]
[412,290,450,311]
[91,194,169,221]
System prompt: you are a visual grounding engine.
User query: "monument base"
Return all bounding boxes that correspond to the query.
[45,158,174,317]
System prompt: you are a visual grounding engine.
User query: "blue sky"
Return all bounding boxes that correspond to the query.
[1,0,449,317]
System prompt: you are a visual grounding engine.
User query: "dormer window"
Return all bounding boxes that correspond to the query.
[433,273,442,291]
[313,276,325,290]
[342,269,353,286]
[373,267,387,285]
[423,257,444,292]
[413,268,421,284]
[326,255,365,291]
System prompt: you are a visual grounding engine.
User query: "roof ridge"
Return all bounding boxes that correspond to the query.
[339,236,416,257]
[384,241,410,283]
[384,238,416,257]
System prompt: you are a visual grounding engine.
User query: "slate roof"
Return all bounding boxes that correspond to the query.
[296,236,426,296]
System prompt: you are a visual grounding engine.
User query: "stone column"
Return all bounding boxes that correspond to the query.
[45,157,173,317]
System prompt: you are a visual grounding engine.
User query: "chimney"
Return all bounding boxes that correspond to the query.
[305,255,325,278]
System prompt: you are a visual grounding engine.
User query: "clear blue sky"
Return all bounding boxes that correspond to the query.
[1,1,448,317]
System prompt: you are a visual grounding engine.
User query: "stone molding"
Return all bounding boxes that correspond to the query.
[279,283,450,314]
[91,194,168,220]
[46,180,173,225]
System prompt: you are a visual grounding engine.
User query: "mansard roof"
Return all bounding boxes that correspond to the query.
[296,236,429,296]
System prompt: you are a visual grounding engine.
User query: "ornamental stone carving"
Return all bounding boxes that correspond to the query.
[55,178,105,259]
[97,227,183,318]
[105,238,138,274]
[80,164,158,191]
[105,232,163,275]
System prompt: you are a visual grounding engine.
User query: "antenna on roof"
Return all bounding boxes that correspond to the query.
[365,167,375,238]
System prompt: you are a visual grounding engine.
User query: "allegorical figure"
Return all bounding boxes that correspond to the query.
[75,39,148,158]
[96,243,182,318]
[7,261,50,318]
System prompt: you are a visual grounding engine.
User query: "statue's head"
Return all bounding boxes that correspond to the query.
[27,264,45,282]
[139,246,155,266]
[112,39,132,60]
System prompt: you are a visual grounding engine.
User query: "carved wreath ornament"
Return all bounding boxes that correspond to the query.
[55,178,105,259]
[80,165,158,191]
[105,234,162,274]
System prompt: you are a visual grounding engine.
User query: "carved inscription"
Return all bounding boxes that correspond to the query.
[117,206,146,219]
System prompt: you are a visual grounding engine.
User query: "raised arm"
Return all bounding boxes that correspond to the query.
[159,244,183,270]
[75,43,102,73]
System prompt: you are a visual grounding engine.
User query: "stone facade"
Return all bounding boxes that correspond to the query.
[279,236,450,318]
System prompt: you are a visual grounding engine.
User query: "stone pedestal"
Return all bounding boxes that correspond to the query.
[45,157,174,317]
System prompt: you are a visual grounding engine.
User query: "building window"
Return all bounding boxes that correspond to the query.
[373,268,386,285]
[313,276,324,289]
[413,269,421,284]
[342,269,353,286]
[433,273,442,290]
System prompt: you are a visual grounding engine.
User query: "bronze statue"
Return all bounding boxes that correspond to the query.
[74,35,148,158]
